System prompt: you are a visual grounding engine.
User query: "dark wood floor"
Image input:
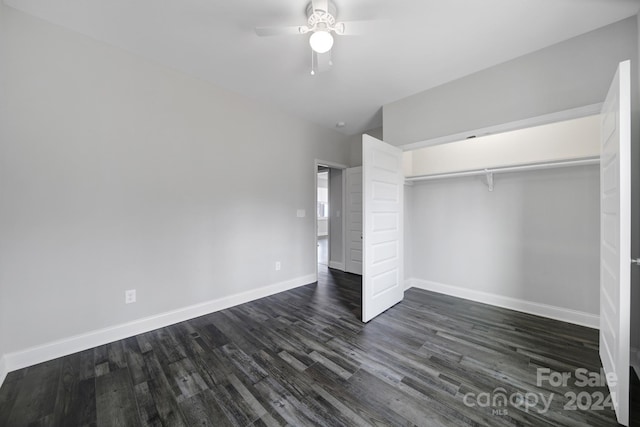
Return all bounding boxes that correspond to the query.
[0,266,633,426]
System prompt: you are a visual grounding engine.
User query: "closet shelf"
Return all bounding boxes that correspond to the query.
[404,156,600,191]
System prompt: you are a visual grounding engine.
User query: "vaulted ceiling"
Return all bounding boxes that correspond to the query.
[4,0,640,135]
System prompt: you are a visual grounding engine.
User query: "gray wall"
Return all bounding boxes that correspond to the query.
[0,5,350,357]
[409,166,600,315]
[328,169,344,266]
[347,127,383,167]
[403,184,413,282]
[383,17,638,146]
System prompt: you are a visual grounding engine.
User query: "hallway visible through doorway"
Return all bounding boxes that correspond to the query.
[317,167,329,268]
[314,161,346,276]
[317,235,328,266]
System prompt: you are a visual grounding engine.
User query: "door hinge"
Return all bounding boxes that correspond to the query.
[632,258,640,266]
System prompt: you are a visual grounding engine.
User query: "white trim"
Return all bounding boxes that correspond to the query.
[2,274,316,374]
[405,157,600,183]
[400,103,603,151]
[341,169,347,274]
[632,346,640,376]
[314,164,319,282]
[0,355,7,388]
[404,279,413,291]
[406,278,599,329]
[316,160,349,170]
[328,261,345,271]
[314,159,348,282]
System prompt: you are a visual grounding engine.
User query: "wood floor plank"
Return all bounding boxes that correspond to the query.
[190,318,230,350]
[95,368,140,427]
[252,349,364,427]
[140,350,188,426]
[178,388,233,427]
[208,381,256,426]
[226,373,279,426]
[153,326,188,365]
[304,362,412,426]
[78,348,97,382]
[123,337,150,386]
[251,375,327,426]
[0,266,631,426]
[51,352,97,427]
[219,343,269,385]
[133,381,164,427]
[0,371,22,426]
[106,341,128,371]
[166,357,209,402]
[5,359,61,425]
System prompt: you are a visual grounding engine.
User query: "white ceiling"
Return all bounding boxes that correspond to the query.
[4,0,640,135]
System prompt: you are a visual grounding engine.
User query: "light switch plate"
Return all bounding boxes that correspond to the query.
[296,209,306,218]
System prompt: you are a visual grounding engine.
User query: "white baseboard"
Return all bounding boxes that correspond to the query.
[0,355,7,388]
[2,274,316,376]
[406,278,599,329]
[328,261,345,271]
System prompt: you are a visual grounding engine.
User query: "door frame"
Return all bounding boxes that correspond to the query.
[314,159,348,282]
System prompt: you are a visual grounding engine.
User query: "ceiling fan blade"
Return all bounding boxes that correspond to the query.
[255,25,309,36]
[334,20,379,36]
[311,0,329,13]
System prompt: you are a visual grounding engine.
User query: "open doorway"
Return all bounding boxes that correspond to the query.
[314,161,347,279]
[316,167,329,266]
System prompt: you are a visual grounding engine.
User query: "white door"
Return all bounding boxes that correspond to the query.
[345,167,363,275]
[599,60,631,426]
[362,135,404,322]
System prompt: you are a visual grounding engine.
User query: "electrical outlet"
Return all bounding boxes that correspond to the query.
[125,289,136,304]
[275,261,281,271]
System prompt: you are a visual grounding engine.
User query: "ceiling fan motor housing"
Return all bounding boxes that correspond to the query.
[306,1,337,32]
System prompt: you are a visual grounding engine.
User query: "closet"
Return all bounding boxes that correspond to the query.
[401,114,602,324]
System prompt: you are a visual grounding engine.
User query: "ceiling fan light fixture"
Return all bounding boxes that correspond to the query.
[309,30,334,54]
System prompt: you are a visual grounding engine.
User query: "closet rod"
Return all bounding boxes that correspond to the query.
[405,156,600,183]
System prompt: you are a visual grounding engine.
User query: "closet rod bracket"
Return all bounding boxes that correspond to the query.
[484,170,494,192]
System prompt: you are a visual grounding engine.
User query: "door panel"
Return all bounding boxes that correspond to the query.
[362,135,404,322]
[345,167,363,275]
[599,60,631,426]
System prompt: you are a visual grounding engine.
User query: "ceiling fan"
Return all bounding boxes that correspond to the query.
[255,0,365,75]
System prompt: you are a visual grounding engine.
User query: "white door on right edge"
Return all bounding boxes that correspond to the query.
[599,59,631,426]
